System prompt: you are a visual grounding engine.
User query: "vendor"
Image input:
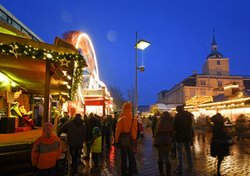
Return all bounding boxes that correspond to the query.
[19,105,36,129]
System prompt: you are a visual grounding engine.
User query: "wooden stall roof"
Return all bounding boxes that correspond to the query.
[0,32,81,96]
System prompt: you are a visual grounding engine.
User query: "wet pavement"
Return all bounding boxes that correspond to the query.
[74,127,250,176]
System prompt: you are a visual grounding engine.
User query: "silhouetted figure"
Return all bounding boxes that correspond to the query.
[103,115,113,149]
[57,114,86,174]
[210,113,233,176]
[174,105,193,175]
[154,111,174,176]
[84,113,101,160]
[112,112,119,141]
[235,114,248,141]
[151,111,159,137]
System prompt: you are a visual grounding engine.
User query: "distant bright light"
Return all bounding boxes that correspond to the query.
[45,53,52,58]
[0,72,9,82]
[11,82,17,87]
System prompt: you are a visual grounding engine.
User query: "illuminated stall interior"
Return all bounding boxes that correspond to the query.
[0,23,86,133]
[185,83,250,121]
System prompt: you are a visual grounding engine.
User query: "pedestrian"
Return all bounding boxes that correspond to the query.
[112,112,119,143]
[57,113,86,174]
[57,111,69,129]
[235,114,248,141]
[210,113,233,176]
[31,122,62,176]
[154,111,174,176]
[174,105,193,175]
[151,111,159,137]
[115,102,138,176]
[104,115,113,149]
[84,113,101,160]
[137,114,144,138]
[196,114,209,142]
[170,114,177,159]
[88,126,102,173]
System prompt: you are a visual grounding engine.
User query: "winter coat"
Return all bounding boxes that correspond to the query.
[154,115,174,147]
[210,113,231,157]
[91,135,102,153]
[115,102,138,143]
[174,110,193,142]
[32,134,61,169]
[57,117,86,147]
[210,126,231,157]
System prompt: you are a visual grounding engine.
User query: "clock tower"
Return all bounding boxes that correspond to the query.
[202,30,229,76]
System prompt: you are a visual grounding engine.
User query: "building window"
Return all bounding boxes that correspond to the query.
[200,88,206,96]
[201,80,206,85]
[217,71,222,75]
[190,90,195,97]
[217,60,221,65]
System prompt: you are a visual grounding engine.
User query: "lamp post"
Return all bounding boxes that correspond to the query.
[134,31,150,114]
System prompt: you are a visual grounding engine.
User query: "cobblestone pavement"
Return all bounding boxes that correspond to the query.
[77,128,250,176]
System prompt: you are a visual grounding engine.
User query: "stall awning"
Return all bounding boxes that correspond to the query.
[0,32,86,97]
[186,95,213,106]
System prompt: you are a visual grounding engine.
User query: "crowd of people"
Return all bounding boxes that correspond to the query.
[31,101,143,176]
[30,102,249,176]
[150,106,247,176]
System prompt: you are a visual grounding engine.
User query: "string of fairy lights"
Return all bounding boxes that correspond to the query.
[0,42,86,100]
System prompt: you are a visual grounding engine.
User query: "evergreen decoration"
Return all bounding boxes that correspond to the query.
[0,42,86,100]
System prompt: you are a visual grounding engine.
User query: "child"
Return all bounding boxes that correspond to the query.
[89,127,102,173]
[31,122,62,176]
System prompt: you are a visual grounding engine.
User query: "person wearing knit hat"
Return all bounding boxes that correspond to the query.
[31,122,62,176]
[43,122,54,138]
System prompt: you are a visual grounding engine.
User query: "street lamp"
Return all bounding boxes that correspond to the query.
[134,31,150,114]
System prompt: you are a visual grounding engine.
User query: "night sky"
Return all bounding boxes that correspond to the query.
[1,0,250,105]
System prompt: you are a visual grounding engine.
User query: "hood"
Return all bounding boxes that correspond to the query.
[122,102,132,111]
[120,102,133,119]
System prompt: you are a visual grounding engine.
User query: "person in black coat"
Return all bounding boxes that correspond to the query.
[210,113,232,176]
[84,113,101,160]
[174,105,193,175]
[57,114,86,174]
[154,111,174,176]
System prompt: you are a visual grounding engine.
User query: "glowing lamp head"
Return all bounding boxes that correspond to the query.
[136,40,151,50]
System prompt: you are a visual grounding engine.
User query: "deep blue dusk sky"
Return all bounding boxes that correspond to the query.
[1,0,250,105]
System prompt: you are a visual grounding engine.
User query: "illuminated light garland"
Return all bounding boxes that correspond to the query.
[0,42,86,99]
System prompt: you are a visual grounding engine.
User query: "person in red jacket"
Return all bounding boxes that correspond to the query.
[32,122,62,176]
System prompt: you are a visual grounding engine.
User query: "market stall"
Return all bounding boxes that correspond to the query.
[0,32,86,133]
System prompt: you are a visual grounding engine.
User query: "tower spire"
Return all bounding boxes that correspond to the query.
[212,29,216,45]
[211,29,218,52]
[207,30,223,59]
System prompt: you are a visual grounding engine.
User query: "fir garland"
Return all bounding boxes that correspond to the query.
[0,42,86,100]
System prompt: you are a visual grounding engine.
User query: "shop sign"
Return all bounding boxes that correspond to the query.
[83,89,103,97]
